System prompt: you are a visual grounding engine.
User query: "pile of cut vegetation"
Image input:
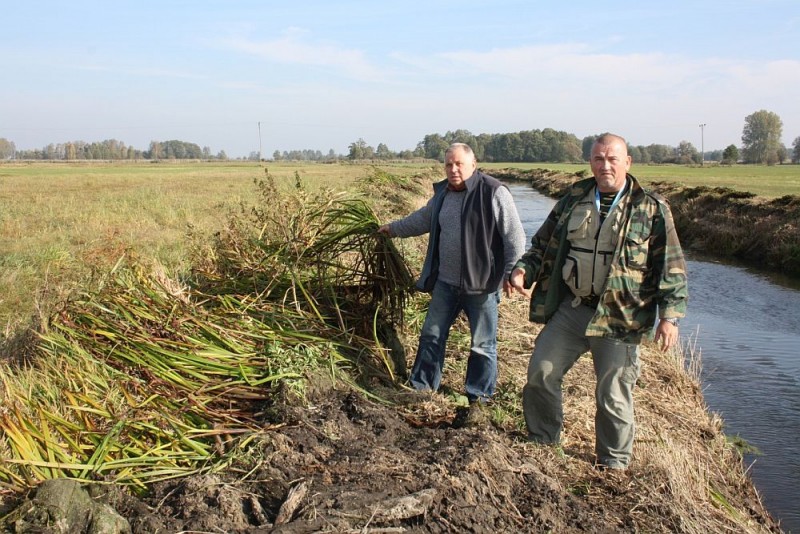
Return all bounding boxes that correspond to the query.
[0,168,782,533]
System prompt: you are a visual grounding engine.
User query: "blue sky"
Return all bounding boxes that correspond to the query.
[2,0,798,158]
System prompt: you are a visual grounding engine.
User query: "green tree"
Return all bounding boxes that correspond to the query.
[677,141,700,164]
[741,109,783,164]
[645,144,672,163]
[628,145,642,163]
[421,134,448,161]
[0,138,14,159]
[149,141,162,160]
[634,145,651,164]
[581,136,596,161]
[348,138,374,160]
[722,144,739,165]
[776,144,788,164]
[792,137,800,164]
[375,143,392,159]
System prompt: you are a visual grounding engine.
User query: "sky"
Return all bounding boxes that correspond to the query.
[2,0,798,159]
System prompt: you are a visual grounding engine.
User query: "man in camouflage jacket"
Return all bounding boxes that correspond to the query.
[509,133,687,469]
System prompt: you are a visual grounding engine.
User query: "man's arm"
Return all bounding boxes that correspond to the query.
[509,196,566,293]
[650,198,688,350]
[651,198,688,318]
[377,199,434,238]
[493,188,527,296]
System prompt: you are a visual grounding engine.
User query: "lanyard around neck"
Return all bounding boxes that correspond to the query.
[595,182,627,215]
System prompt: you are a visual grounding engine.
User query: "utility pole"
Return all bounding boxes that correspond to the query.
[699,123,706,166]
[258,121,263,163]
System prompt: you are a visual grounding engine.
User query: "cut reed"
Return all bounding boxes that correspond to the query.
[0,168,423,493]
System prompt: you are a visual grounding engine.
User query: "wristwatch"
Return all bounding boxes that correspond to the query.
[663,317,680,327]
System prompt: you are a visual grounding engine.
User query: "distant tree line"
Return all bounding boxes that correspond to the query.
[2,109,797,164]
[344,130,721,165]
[336,110,795,166]
[3,139,228,161]
[270,148,338,162]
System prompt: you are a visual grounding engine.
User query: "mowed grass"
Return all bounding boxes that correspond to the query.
[0,160,434,331]
[480,162,800,198]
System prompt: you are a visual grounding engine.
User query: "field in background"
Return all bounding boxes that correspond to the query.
[481,162,800,198]
[0,161,434,330]
[2,159,798,331]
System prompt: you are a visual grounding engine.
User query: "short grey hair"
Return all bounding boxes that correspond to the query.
[593,133,628,149]
[445,142,476,161]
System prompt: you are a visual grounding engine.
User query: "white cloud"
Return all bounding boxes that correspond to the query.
[218,27,387,83]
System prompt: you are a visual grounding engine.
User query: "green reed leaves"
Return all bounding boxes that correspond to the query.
[0,169,417,493]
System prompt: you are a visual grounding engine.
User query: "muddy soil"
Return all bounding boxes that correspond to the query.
[101,388,607,533]
[5,302,778,533]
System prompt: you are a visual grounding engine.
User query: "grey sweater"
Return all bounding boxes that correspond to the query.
[389,185,526,288]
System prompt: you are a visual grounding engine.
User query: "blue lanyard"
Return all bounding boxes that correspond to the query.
[595,183,627,215]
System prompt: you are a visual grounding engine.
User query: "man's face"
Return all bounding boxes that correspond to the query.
[591,140,631,193]
[444,148,477,190]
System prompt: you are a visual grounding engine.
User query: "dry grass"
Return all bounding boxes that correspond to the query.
[0,160,435,332]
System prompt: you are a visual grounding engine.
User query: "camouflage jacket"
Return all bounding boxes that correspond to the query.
[513,174,688,343]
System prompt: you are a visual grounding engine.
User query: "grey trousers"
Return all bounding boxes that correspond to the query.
[523,297,641,468]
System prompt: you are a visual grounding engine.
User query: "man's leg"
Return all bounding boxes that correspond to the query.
[462,289,501,403]
[409,281,461,392]
[523,299,592,443]
[590,338,641,468]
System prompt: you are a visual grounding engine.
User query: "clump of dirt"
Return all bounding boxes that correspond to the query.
[97,387,599,533]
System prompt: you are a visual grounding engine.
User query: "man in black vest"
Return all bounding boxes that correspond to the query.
[378,143,526,419]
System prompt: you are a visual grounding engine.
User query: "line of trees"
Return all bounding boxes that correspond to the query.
[338,110,794,165]
[345,130,714,165]
[2,109,797,164]
[0,139,228,161]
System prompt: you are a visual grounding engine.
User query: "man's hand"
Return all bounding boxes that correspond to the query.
[654,319,679,351]
[507,268,532,298]
[376,224,392,236]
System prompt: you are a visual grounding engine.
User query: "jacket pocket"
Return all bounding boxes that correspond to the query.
[566,207,592,240]
[562,254,593,297]
[624,229,651,271]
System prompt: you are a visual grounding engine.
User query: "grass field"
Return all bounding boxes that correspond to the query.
[1,159,798,331]
[0,160,432,331]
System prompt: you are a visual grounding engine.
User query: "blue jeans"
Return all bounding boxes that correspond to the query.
[409,280,500,402]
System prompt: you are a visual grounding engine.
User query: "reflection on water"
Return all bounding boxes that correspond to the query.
[506,182,800,533]
[684,260,800,534]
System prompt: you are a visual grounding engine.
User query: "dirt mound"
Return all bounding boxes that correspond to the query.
[93,388,594,533]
